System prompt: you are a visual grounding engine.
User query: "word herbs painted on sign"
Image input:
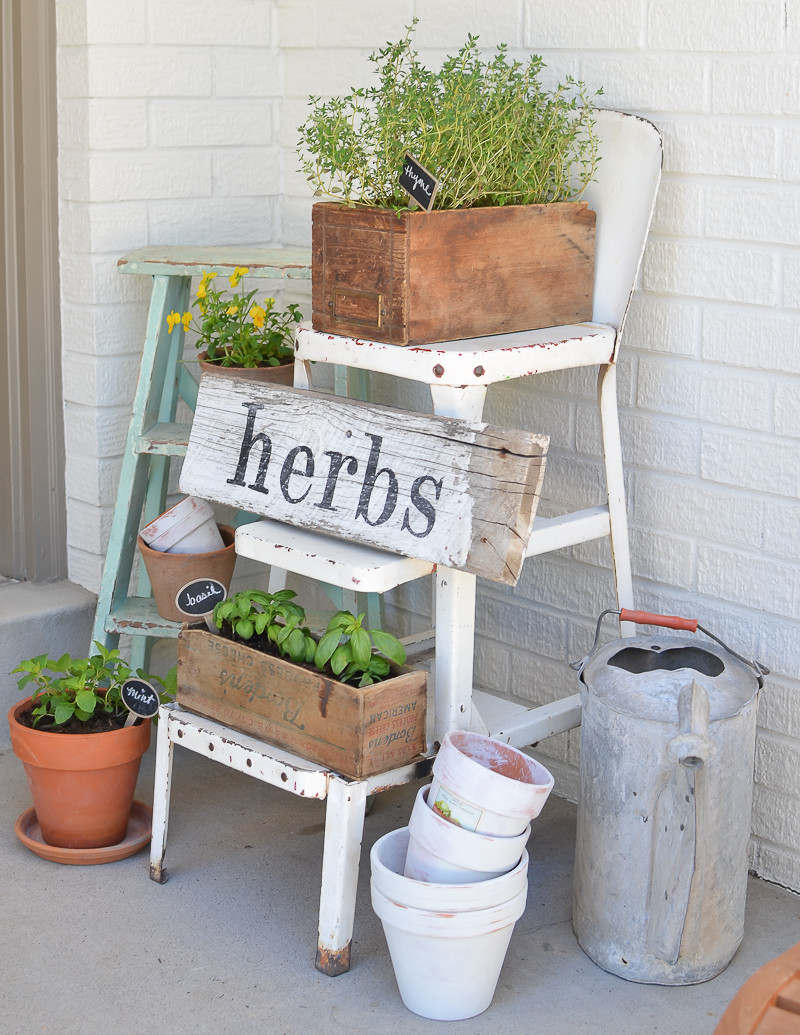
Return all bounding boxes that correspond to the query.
[226,403,445,541]
[181,379,549,584]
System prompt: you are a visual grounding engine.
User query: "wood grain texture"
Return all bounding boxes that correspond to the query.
[311,201,595,345]
[176,628,427,779]
[118,246,312,279]
[180,377,548,584]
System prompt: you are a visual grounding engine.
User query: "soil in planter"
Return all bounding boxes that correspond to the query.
[14,707,135,734]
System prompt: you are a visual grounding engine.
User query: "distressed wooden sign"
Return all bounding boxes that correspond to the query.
[180,376,548,585]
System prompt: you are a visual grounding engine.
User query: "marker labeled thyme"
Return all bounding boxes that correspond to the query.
[400,154,439,211]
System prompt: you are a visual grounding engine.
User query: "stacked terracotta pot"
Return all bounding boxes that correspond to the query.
[137,496,236,621]
[370,731,554,1021]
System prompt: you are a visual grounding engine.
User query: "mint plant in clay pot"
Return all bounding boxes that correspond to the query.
[8,643,174,860]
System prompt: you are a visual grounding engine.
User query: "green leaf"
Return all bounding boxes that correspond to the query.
[330,643,351,676]
[350,627,372,670]
[369,629,406,666]
[75,689,98,715]
[54,700,75,725]
[235,618,254,639]
[314,629,341,669]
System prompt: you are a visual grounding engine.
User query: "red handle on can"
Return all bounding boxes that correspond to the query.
[619,608,698,632]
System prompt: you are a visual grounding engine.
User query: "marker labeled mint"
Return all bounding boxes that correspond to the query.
[122,678,160,726]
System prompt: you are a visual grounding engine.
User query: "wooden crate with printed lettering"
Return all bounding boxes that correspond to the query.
[176,627,427,779]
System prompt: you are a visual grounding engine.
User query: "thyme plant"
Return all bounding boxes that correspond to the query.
[297,21,602,211]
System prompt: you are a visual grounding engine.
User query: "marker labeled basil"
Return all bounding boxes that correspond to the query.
[175,578,227,617]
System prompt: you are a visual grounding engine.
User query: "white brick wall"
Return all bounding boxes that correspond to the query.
[57,0,800,891]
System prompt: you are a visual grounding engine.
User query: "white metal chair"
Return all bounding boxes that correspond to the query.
[292,109,663,743]
[149,108,662,975]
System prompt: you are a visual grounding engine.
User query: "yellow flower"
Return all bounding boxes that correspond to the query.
[181,311,192,332]
[197,270,217,300]
[229,266,249,288]
[251,304,266,329]
[166,311,181,334]
[226,305,239,316]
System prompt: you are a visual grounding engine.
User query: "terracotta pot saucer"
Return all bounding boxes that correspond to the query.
[14,800,152,865]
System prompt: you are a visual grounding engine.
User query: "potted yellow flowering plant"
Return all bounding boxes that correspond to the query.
[168,265,302,384]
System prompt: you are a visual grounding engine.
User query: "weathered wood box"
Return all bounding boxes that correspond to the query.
[176,628,428,779]
[311,200,596,346]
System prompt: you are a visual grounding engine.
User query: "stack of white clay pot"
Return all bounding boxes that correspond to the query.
[370,730,554,1021]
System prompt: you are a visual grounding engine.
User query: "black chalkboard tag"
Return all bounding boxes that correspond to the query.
[400,153,439,212]
[122,678,160,726]
[175,578,227,617]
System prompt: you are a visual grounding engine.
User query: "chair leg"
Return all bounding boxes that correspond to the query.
[149,707,175,884]
[434,567,477,742]
[598,363,635,635]
[315,776,368,976]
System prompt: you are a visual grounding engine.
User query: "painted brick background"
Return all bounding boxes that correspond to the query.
[56,0,800,890]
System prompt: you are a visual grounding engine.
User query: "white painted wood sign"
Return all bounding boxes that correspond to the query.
[181,376,548,584]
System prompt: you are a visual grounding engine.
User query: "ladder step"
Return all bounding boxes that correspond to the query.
[137,422,192,456]
[105,597,185,637]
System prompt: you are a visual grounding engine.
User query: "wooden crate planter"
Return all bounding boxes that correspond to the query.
[176,628,427,779]
[311,201,596,346]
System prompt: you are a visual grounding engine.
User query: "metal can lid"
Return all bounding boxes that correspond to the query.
[579,634,761,722]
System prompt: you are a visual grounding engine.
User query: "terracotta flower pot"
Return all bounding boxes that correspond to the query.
[8,698,151,849]
[138,523,237,623]
[197,351,294,386]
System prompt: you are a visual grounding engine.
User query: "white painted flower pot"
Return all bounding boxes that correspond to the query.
[404,785,529,883]
[371,827,529,1020]
[430,730,554,835]
[139,496,223,554]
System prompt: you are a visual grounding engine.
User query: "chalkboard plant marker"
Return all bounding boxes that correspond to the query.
[175,577,228,632]
[7,643,174,861]
[400,154,439,212]
[122,678,162,726]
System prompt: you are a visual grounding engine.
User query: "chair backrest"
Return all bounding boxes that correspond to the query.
[583,109,662,335]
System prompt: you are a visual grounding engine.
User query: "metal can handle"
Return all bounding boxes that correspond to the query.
[619,608,698,632]
[573,607,768,684]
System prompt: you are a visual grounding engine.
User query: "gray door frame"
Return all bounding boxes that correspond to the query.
[0,0,66,581]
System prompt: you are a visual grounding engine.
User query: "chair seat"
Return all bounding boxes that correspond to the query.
[295,321,617,388]
[235,518,436,592]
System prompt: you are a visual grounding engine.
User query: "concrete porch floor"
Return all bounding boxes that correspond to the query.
[2,735,799,1035]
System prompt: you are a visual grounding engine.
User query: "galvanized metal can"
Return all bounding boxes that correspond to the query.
[572,609,767,985]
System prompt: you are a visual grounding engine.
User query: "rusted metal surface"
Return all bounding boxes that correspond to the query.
[149,862,168,884]
[315,943,351,976]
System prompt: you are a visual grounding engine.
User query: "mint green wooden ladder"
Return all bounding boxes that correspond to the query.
[90,247,312,670]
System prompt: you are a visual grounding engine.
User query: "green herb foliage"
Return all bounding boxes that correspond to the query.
[11,642,175,728]
[213,589,317,666]
[213,591,407,687]
[297,20,602,211]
